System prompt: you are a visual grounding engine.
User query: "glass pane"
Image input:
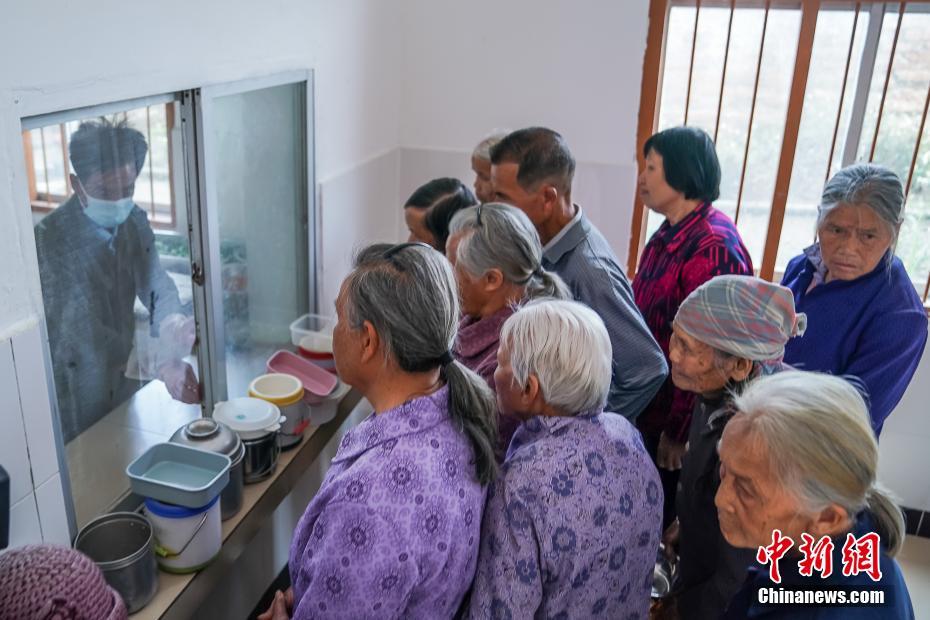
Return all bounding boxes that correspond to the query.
[209,83,310,399]
[899,115,930,292]
[871,9,930,181]
[657,7,697,132]
[777,8,870,271]
[28,100,201,527]
[713,7,768,223]
[734,8,801,268]
[857,6,902,163]
[686,7,731,135]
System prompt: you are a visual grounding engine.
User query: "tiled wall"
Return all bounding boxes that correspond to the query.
[1,320,71,548]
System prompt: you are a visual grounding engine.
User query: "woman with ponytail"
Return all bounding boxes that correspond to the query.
[271,242,497,620]
[446,203,571,458]
[716,371,913,619]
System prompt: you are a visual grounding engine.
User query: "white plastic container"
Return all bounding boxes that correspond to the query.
[144,495,222,574]
[213,397,284,440]
[289,313,336,348]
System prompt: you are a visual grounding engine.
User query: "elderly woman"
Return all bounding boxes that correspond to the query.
[467,300,662,620]
[632,126,753,527]
[446,203,571,456]
[781,163,927,435]
[659,275,806,620]
[471,131,508,203]
[403,178,477,253]
[718,372,913,619]
[269,242,497,619]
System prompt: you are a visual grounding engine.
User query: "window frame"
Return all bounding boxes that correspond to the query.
[630,0,930,310]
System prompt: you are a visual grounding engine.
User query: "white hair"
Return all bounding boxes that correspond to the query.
[500,299,612,414]
[472,130,510,162]
[731,371,905,556]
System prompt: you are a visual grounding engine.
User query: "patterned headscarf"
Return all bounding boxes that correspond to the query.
[674,275,806,371]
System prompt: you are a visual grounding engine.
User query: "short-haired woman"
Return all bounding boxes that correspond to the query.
[447,203,571,456]
[632,126,753,526]
[270,243,497,619]
[780,163,927,435]
[717,372,913,619]
[466,300,662,619]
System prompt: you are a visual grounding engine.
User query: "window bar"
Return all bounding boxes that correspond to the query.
[59,124,70,199]
[683,0,702,126]
[904,77,930,200]
[22,132,38,202]
[841,2,886,168]
[868,1,905,162]
[39,127,51,199]
[824,2,861,185]
[166,103,177,229]
[146,106,156,220]
[627,0,670,275]
[760,0,821,282]
[713,0,736,143]
[734,0,771,224]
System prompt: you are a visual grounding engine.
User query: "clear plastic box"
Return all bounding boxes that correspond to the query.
[289,313,336,348]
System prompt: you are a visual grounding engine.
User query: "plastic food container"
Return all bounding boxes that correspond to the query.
[266,350,338,403]
[290,313,336,348]
[249,372,307,450]
[298,334,336,374]
[74,512,158,614]
[144,495,222,574]
[127,443,230,509]
[169,418,245,521]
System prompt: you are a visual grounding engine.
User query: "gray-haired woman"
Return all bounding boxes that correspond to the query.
[717,371,913,619]
[270,242,497,619]
[471,131,509,203]
[781,163,927,435]
[447,203,570,457]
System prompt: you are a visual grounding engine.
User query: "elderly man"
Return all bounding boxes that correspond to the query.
[660,275,806,620]
[490,127,667,420]
[466,300,662,620]
[718,372,913,618]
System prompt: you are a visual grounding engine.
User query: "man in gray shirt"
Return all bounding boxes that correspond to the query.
[34,119,199,443]
[490,127,667,419]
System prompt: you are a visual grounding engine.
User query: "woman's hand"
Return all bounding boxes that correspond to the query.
[657,432,687,470]
[257,588,294,620]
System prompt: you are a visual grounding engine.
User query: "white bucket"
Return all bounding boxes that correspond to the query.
[144,495,222,574]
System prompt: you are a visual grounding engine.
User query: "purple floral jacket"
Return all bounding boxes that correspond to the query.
[288,386,486,619]
[466,410,663,620]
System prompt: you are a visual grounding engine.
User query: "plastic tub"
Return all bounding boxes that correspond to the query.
[144,495,222,574]
[74,512,158,613]
[249,372,307,449]
[290,313,335,348]
[127,443,230,509]
[266,351,338,400]
[213,397,283,440]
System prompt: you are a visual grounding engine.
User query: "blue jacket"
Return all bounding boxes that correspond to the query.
[724,512,914,619]
[781,246,927,435]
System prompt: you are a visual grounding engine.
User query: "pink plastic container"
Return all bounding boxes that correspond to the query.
[266,350,338,405]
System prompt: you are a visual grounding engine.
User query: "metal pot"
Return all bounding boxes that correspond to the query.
[170,418,245,520]
[242,431,280,483]
[74,512,158,614]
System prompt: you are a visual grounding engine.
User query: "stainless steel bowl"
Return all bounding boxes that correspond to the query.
[74,512,158,613]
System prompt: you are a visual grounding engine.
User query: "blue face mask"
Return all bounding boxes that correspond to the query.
[83,195,135,228]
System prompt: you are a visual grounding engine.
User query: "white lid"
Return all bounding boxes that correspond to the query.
[214,397,281,433]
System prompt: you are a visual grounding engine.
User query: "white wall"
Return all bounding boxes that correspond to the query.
[397,0,650,258]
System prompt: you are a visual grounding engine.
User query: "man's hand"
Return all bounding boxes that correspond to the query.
[257,589,294,620]
[663,518,680,566]
[657,432,687,470]
[157,359,201,404]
